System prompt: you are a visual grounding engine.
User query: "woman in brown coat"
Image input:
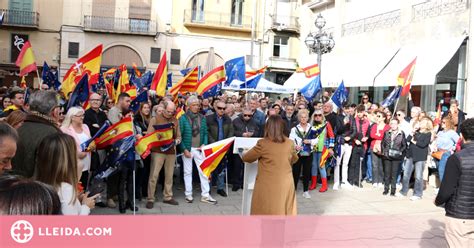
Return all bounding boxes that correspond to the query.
[242,115,299,215]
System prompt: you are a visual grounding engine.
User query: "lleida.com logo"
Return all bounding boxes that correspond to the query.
[10,220,34,244]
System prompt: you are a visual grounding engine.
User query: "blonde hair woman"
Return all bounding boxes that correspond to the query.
[398,117,433,200]
[434,116,459,182]
[289,109,317,199]
[60,107,92,189]
[35,133,98,215]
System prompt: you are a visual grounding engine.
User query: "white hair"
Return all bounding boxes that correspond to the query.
[61,107,84,128]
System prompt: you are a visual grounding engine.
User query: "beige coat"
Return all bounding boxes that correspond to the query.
[242,138,298,215]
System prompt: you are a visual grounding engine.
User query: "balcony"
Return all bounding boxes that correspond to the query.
[412,0,469,22]
[342,9,401,36]
[84,15,157,35]
[0,9,39,28]
[265,57,298,70]
[183,9,251,32]
[271,15,300,34]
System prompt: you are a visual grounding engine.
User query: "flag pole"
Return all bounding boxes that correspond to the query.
[132,162,136,215]
[35,68,43,90]
[225,164,229,196]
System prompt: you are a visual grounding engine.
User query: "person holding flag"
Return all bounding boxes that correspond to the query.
[309,109,335,193]
[179,96,216,204]
[206,100,234,197]
[146,100,181,208]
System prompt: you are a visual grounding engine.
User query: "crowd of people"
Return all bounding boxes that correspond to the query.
[0,84,471,222]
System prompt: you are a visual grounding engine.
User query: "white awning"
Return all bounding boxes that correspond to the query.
[284,47,400,88]
[223,77,295,94]
[373,36,466,87]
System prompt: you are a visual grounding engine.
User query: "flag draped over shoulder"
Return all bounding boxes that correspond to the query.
[135,123,174,159]
[150,52,167,97]
[95,117,134,149]
[195,137,234,178]
[296,64,320,78]
[62,44,103,97]
[300,74,322,102]
[15,41,37,77]
[196,66,225,96]
[380,87,401,108]
[224,56,245,86]
[397,57,417,97]
[331,81,348,108]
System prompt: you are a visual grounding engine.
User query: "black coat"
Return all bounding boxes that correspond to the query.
[233,115,261,138]
[381,129,407,161]
[84,108,109,136]
[282,114,298,136]
[406,132,431,162]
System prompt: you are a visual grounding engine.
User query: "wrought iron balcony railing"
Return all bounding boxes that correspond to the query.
[271,15,300,33]
[0,9,39,28]
[412,0,469,22]
[84,15,157,35]
[342,9,401,36]
[183,9,251,30]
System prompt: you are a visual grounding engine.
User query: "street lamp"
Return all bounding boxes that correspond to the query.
[305,13,335,73]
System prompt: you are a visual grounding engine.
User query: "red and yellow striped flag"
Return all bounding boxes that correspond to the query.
[114,64,131,102]
[245,66,267,78]
[132,62,142,77]
[197,137,234,178]
[95,116,134,149]
[320,146,330,168]
[196,66,225,96]
[15,41,37,77]
[296,64,320,78]
[150,52,167,97]
[169,66,199,96]
[135,126,174,159]
[62,44,103,97]
[179,67,200,93]
[175,107,185,120]
[397,57,417,97]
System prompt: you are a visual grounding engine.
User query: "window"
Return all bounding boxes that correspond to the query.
[231,0,243,26]
[68,42,79,58]
[10,34,28,63]
[150,47,161,63]
[192,0,205,22]
[170,49,181,65]
[273,36,289,58]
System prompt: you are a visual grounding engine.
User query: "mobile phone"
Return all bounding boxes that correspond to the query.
[87,187,104,196]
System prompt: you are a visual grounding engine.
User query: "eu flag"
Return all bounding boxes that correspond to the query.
[180,68,192,76]
[300,75,322,102]
[104,135,136,168]
[129,90,148,113]
[381,87,401,108]
[224,57,245,86]
[202,82,222,98]
[67,74,89,110]
[167,72,173,88]
[42,61,61,91]
[132,71,153,90]
[331,81,349,108]
[242,74,262,89]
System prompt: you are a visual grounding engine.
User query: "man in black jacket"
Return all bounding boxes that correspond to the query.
[231,108,260,191]
[281,104,298,136]
[435,118,474,247]
[206,100,234,197]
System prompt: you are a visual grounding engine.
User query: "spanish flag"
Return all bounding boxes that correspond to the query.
[95,116,134,149]
[169,66,199,96]
[132,62,142,77]
[20,76,27,89]
[320,146,330,168]
[150,52,167,97]
[114,64,130,103]
[434,103,442,126]
[175,107,185,120]
[196,65,225,96]
[196,137,234,178]
[397,57,417,97]
[245,66,267,78]
[15,41,37,77]
[62,44,103,97]
[296,64,320,78]
[135,124,174,159]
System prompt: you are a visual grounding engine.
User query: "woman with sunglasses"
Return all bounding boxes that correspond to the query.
[369,110,390,188]
[289,109,318,199]
[308,109,335,192]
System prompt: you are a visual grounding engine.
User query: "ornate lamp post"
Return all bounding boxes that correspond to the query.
[304,13,335,74]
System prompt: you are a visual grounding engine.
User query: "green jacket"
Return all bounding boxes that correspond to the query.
[179,112,208,152]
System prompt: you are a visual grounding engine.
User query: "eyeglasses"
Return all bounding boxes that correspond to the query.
[216,107,226,110]
[314,114,323,117]
[107,101,113,104]
[90,99,102,102]
[243,114,253,117]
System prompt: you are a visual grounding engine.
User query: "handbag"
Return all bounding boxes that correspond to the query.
[431,151,444,160]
